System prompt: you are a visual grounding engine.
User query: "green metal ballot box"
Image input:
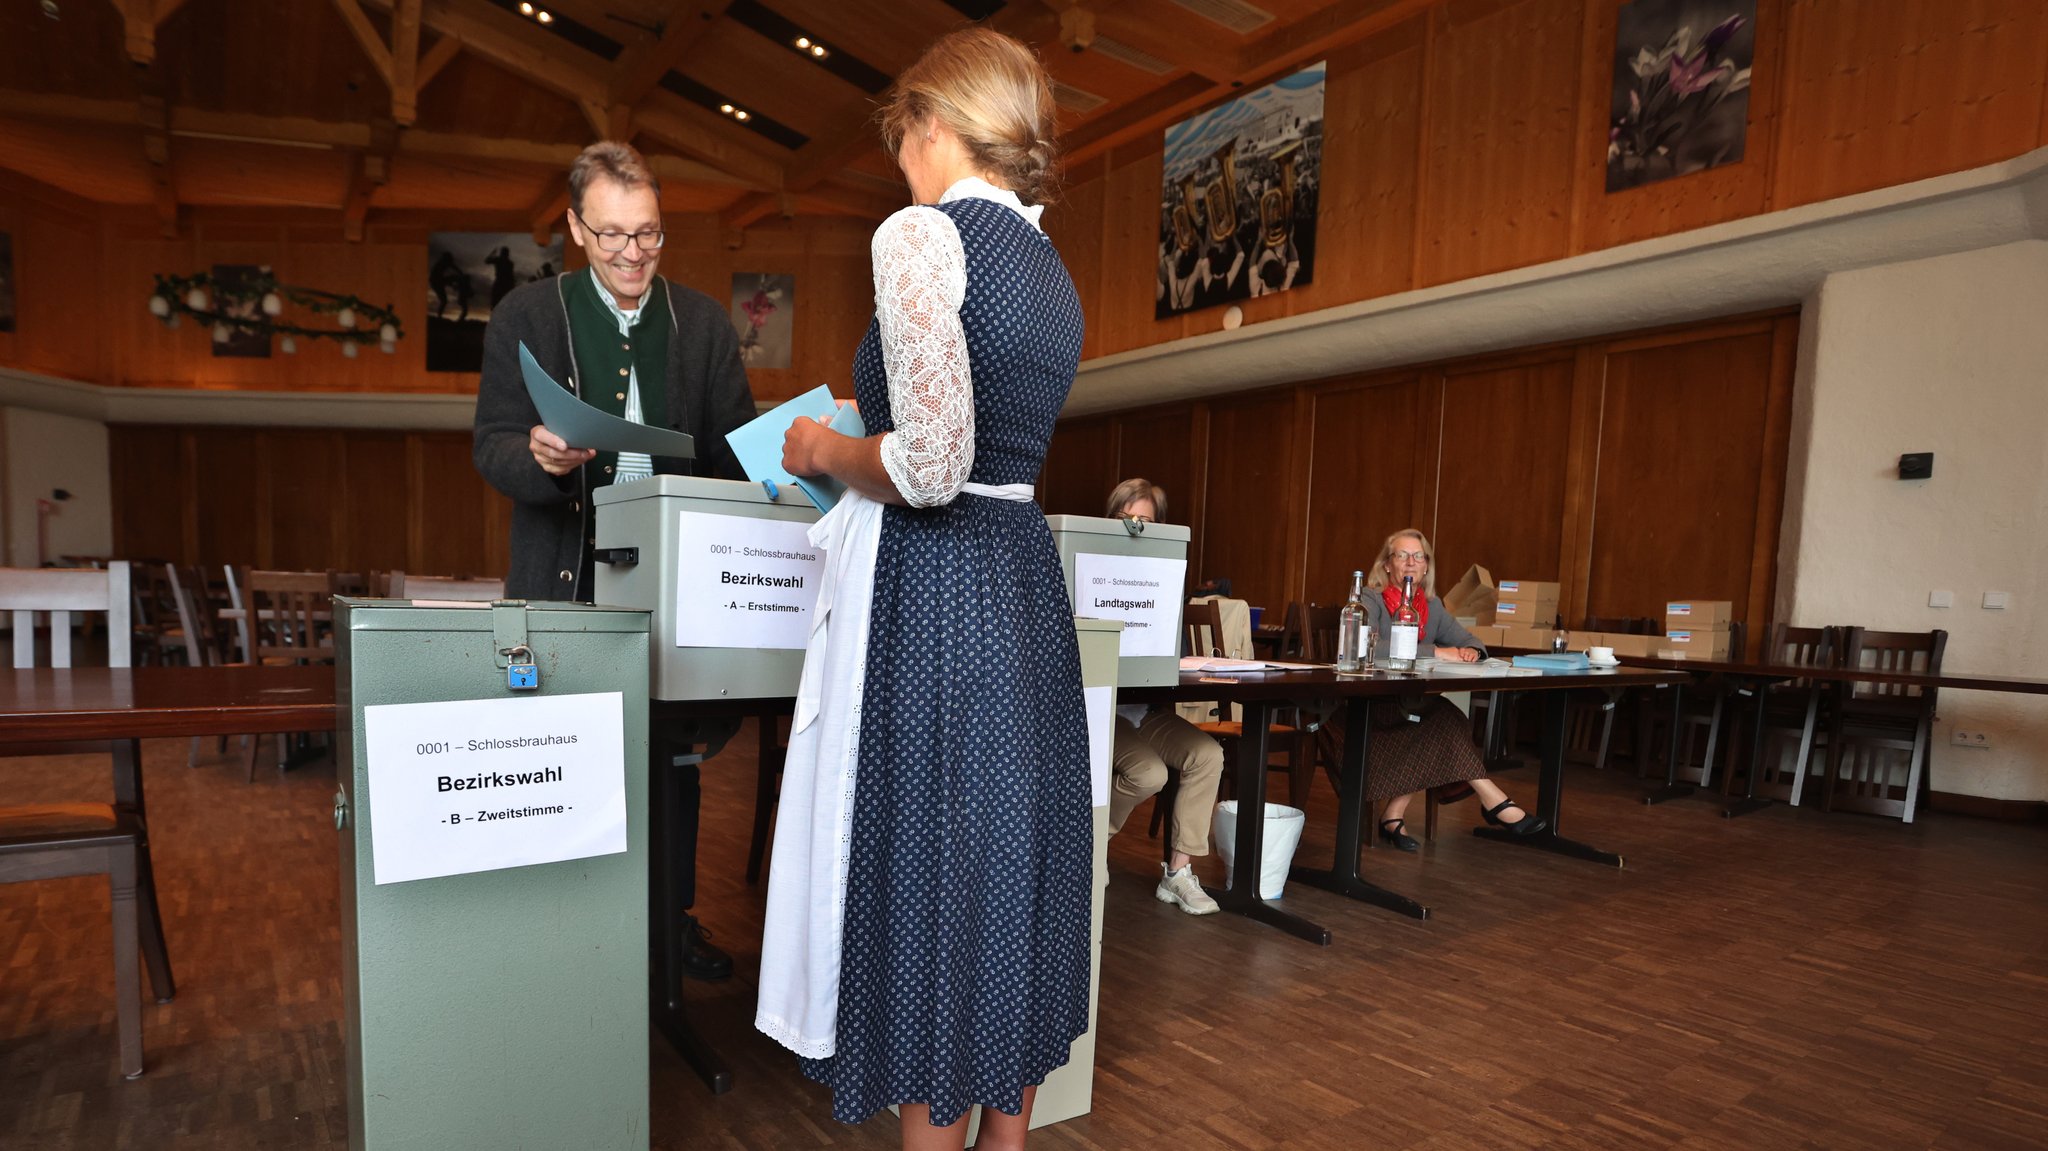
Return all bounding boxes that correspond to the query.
[1047,514,1192,687]
[593,475,822,701]
[335,599,650,1151]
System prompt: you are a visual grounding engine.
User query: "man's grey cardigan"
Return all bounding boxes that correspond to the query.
[472,271,756,602]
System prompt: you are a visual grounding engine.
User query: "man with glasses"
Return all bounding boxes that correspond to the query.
[474,140,756,979]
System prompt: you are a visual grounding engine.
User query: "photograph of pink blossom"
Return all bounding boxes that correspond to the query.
[1607,0,1755,193]
[730,273,793,371]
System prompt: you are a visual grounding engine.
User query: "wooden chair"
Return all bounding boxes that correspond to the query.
[1565,615,1659,771]
[1642,620,1749,788]
[1720,625,1838,806]
[242,569,337,779]
[129,560,185,666]
[1821,627,1946,822]
[0,563,160,1078]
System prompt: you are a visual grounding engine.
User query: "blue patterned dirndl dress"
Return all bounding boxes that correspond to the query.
[796,195,1093,1125]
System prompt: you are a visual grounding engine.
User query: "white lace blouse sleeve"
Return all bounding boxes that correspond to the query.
[871,206,973,507]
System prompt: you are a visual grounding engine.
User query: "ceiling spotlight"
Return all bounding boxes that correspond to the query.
[810,44,826,58]
[39,0,60,20]
[794,36,809,49]
[536,10,553,22]
[519,1,533,12]
[719,102,733,113]
[734,109,749,121]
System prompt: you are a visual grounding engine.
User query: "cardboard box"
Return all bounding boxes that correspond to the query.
[1589,632,1661,658]
[1664,600,1734,631]
[1497,625,1554,651]
[1661,628,1732,659]
[1496,579,1561,601]
[1491,597,1560,627]
[1442,564,1497,625]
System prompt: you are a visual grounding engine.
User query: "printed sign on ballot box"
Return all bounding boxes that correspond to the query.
[674,510,825,649]
[363,691,627,885]
[1073,553,1188,659]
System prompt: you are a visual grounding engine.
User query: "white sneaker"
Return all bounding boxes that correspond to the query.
[1155,863,1219,915]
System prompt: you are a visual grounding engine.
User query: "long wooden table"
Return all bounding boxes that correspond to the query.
[1121,664,1684,943]
[1,665,340,1009]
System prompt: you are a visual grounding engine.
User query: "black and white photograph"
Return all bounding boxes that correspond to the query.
[425,231,563,372]
[730,272,794,371]
[1607,0,1756,193]
[0,231,14,334]
[1156,61,1325,320]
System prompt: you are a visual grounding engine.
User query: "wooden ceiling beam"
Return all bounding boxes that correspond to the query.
[109,0,187,67]
[415,33,463,93]
[633,98,785,191]
[389,0,424,125]
[527,184,570,247]
[372,0,615,107]
[1059,0,1435,169]
[609,1,729,110]
[136,69,178,237]
[330,0,396,88]
[1087,2,1239,81]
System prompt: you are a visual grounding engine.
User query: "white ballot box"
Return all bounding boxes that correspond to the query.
[1046,514,1191,687]
[593,475,822,701]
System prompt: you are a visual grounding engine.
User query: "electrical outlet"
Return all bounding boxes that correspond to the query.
[1950,729,1992,749]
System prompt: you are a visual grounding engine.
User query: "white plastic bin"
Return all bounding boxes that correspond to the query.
[1211,800,1306,900]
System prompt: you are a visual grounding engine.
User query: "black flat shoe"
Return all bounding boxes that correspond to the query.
[681,914,734,981]
[1481,798,1548,837]
[1378,817,1420,852]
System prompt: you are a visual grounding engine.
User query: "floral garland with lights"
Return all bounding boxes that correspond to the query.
[148,268,404,357]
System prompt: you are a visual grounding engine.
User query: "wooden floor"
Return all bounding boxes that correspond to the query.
[3,729,2044,1150]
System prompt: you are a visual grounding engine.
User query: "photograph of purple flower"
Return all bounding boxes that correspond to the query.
[1607,0,1756,193]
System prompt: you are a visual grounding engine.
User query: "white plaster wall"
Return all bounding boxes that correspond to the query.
[1783,239,2048,800]
[2,405,112,568]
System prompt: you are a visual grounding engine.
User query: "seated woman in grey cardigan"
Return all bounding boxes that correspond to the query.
[1363,528,1547,851]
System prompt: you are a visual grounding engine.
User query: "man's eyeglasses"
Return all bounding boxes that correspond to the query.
[1390,550,1428,563]
[1114,512,1155,524]
[572,209,666,252]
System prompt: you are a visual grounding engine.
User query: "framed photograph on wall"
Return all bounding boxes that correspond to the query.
[730,273,794,370]
[1607,0,1756,193]
[426,232,564,372]
[211,264,271,357]
[1155,61,1325,320]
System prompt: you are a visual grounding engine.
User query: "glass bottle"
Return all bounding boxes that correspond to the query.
[1386,575,1420,670]
[1337,570,1366,673]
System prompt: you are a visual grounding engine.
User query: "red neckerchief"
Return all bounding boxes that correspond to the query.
[1382,584,1427,631]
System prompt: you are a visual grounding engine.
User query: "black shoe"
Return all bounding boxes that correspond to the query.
[1377,818,1420,853]
[681,914,733,981]
[1481,798,1548,837]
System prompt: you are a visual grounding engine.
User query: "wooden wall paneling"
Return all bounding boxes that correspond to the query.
[1095,144,1172,358]
[1572,0,1783,253]
[1115,404,1207,574]
[264,430,346,571]
[1045,173,1108,364]
[1303,376,1436,608]
[1556,342,1607,627]
[1773,0,2048,209]
[413,432,496,578]
[107,426,189,564]
[189,428,264,567]
[1430,357,1573,602]
[1419,0,1582,288]
[0,176,106,381]
[1744,314,1800,659]
[1199,390,1299,611]
[344,433,413,577]
[1040,415,1120,518]
[1582,329,1778,627]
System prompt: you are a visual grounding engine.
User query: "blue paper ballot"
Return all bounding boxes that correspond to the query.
[724,384,866,512]
[518,342,695,460]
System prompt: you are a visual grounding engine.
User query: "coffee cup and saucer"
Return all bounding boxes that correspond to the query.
[1587,645,1619,668]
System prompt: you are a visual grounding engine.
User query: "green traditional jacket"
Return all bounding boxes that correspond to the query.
[561,268,673,481]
